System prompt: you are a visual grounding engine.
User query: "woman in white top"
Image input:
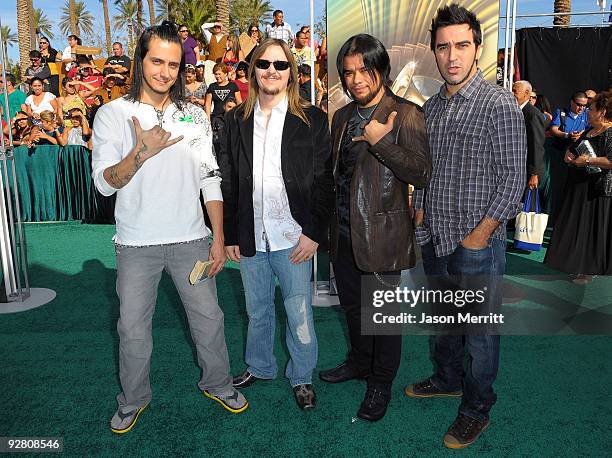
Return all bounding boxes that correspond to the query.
[61,35,82,71]
[22,77,59,121]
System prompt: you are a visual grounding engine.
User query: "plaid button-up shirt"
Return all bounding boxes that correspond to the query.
[413,70,526,257]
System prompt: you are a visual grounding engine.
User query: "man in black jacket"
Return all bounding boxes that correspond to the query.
[512,80,546,191]
[218,39,334,410]
[318,34,431,421]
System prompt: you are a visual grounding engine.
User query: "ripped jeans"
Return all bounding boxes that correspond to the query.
[239,246,317,386]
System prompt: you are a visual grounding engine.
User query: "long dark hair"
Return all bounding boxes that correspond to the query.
[68,35,82,46]
[534,94,552,115]
[336,34,391,96]
[126,21,185,108]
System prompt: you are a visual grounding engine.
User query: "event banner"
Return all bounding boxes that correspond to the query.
[327,0,500,117]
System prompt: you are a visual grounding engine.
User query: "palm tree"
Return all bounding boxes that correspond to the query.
[59,0,95,37]
[215,0,230,32]
[179,0,216,43]
[69,0,78,35]
[113,0,141,56]
[230,0,273,33]
[27,0,37,51]
[314,9,327,39]
[100,0,112,56]
[33,8,55,39]
[115,0,146,38]
[553,0,571,27]
[16,0,32,76]
[147,0,156,26]
[0,25,18,58]
[136,0,144,30]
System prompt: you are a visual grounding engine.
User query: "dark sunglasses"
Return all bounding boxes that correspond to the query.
[255,59,290,71]
[70,116,82,121]
[530,95,537,99]
[40,42,49,45]
[573,101,587,107]
[179,29,188,33]
[250,29,258,33]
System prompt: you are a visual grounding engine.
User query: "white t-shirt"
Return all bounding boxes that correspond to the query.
[25,92,56,114]
[92,97,222,246]
[61,45,74,70]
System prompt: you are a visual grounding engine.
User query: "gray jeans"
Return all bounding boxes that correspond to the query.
[114,238,232,412]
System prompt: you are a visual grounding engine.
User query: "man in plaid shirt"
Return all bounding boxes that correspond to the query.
[404,4,526,449]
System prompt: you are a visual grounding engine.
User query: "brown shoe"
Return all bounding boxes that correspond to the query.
[404,378,462,398]
[443,413,490,449]
[293,384,316,410]
[572,274,595,285]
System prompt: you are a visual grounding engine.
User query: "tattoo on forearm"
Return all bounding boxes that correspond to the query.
[106,141,149,188]
[107,164,123,188]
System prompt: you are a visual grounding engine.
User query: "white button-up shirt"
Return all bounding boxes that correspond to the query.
[265,22,293,44]
[92,97,222,246]
[252,97,302,252]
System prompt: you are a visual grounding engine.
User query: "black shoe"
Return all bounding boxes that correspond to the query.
[356,387,391,421]
[232,370,263,388]
[293,384,316,410]
[404,378,463,398]
[443,413,490,449]
[319,362,369,383]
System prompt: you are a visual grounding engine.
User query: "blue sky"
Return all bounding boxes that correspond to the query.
[1,0,608,62]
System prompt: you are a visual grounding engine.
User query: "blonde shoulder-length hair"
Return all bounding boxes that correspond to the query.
[241,38,311,125]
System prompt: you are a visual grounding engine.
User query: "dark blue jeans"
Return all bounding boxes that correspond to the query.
[421,239,506,422]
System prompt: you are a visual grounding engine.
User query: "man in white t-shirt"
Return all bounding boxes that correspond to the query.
[92,21,248,435]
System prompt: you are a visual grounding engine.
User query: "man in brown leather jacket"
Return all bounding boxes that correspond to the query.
[319,34,431,421]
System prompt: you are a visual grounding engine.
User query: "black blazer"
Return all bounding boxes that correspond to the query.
[523,102,546,179]
[218,103,334,257]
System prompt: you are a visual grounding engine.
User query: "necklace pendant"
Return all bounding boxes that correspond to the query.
[154,108,164,127]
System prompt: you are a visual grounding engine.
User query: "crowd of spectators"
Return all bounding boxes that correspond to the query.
[1,9,329,151]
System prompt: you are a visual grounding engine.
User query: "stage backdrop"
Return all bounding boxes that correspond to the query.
[327,0,500,117]
[516,27,612,112]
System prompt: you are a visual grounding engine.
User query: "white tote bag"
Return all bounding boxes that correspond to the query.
[514,189,549,251]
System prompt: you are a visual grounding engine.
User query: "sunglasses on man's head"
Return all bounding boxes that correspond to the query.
[254,59,290,71]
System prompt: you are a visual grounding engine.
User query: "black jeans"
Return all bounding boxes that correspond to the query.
[333,234,402,392]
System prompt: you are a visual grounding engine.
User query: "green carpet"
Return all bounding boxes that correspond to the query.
[1,222,610,456]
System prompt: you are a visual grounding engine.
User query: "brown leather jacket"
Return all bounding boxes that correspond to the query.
[330,87,431,272]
